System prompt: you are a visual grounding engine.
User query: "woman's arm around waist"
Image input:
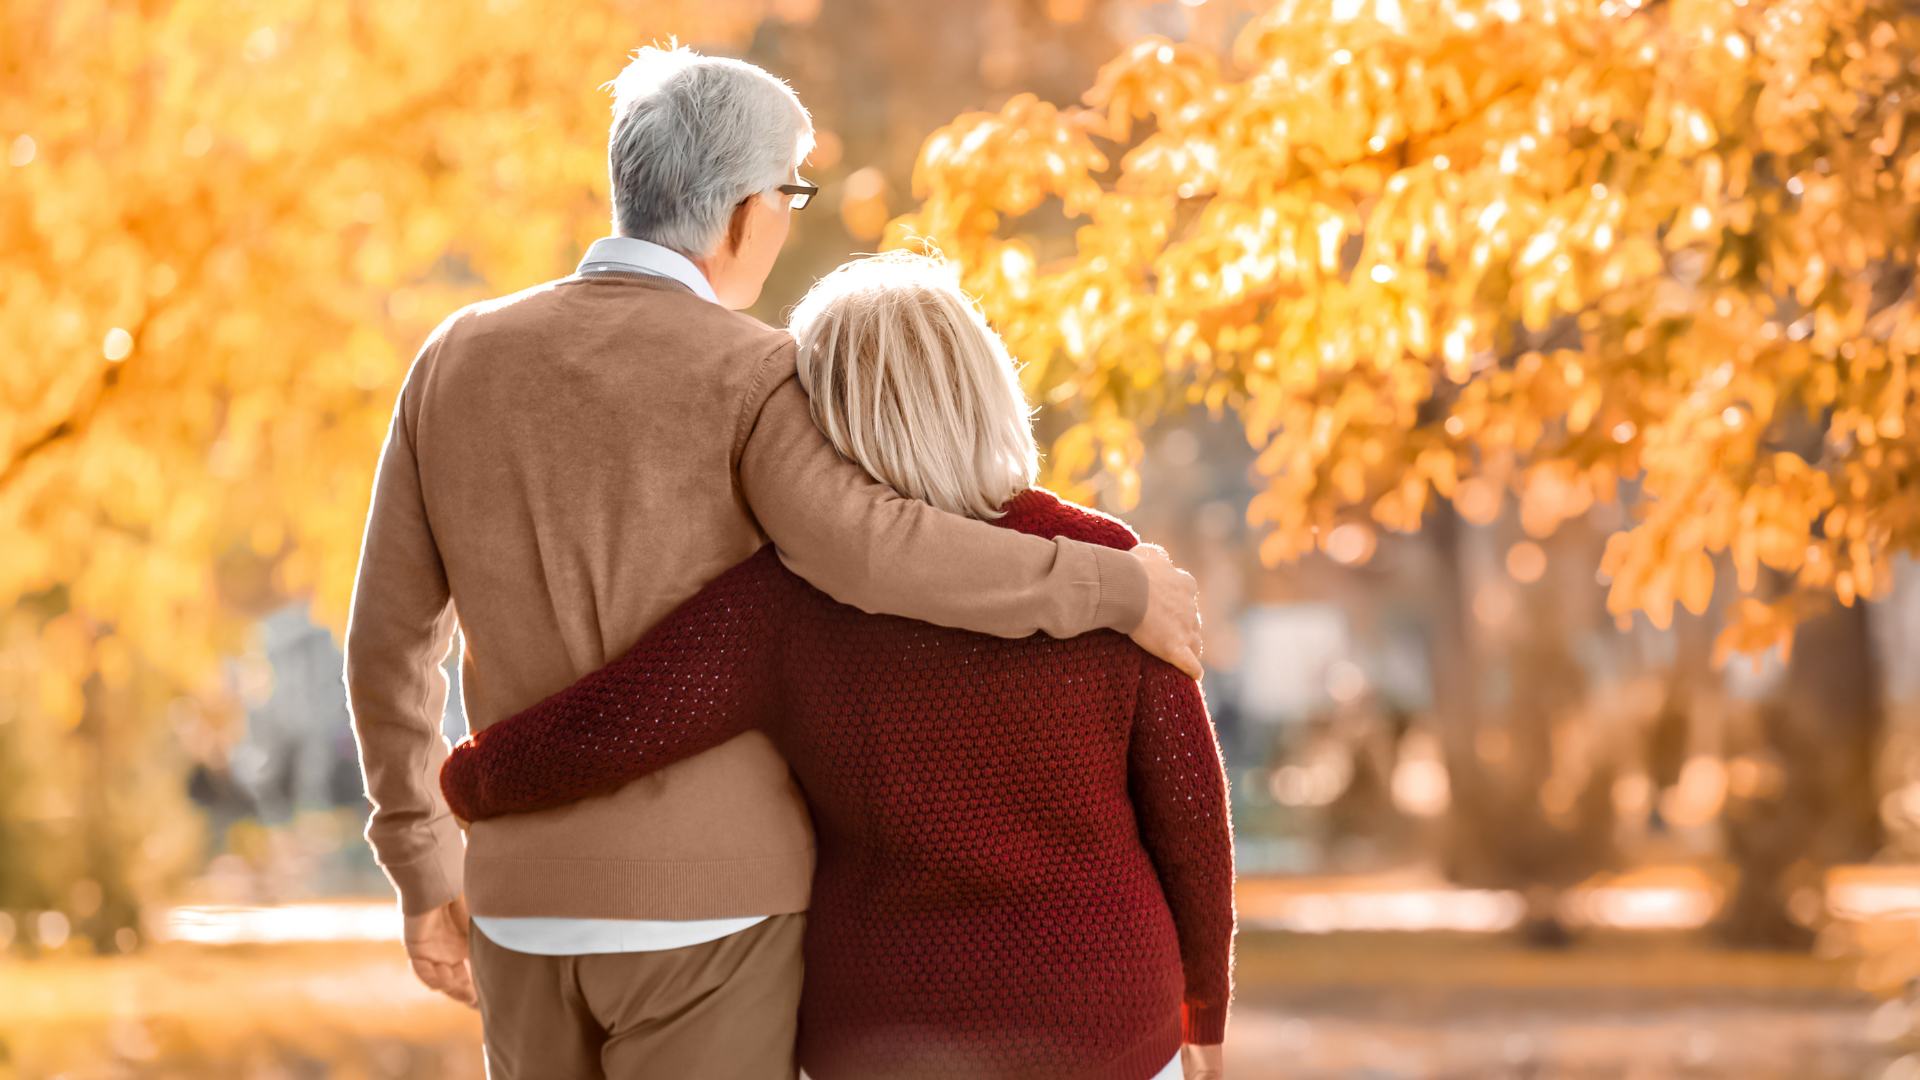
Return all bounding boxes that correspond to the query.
[439,545,790,822]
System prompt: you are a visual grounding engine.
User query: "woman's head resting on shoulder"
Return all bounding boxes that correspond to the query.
[789,251,1038,521]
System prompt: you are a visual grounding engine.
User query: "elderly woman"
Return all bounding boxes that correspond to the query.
[441,253,1235,1080]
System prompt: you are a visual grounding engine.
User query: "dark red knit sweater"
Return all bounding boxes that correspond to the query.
[440,489,1234,1079]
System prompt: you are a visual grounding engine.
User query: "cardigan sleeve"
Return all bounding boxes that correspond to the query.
[343,326,465,916]
[439,546,787,822]
[1127,657,1236,1045]
[737,366,1148,638]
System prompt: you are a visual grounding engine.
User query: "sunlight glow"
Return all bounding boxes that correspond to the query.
[163,902,402,946]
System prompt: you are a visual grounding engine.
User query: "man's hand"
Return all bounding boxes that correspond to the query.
[1182,1043,1225,1080]
[1129,543,1203,679]
[403,895,478,1009]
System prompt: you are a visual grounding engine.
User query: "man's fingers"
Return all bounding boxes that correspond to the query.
[412,957,479,1007]
[432,959,477,1008]
[1173,646,1204,681]
[444,962,480,1008]
[412,956,458,983]
[1127,541,1206,677]
[410,957,453,992]
[401,898,479,1008]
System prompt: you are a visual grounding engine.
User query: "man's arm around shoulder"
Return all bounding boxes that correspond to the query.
[734,342,1202,676]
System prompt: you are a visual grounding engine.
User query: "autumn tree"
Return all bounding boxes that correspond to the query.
[898,0,1920,941]
[0,0,1184,950]
[0,0,794,949]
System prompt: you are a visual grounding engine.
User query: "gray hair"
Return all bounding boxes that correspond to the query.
[606,46,814,255]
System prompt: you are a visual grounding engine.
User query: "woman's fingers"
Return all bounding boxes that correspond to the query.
[1182,1042,1225,1079]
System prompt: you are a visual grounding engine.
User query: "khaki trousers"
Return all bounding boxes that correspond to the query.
[468,914,804,1080]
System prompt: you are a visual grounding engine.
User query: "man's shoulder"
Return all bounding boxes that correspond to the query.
[439,276,574,333]
[438,276,795,364]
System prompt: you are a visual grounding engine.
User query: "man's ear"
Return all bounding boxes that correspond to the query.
[725,198,754,254]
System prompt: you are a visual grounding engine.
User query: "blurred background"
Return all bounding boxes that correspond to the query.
[6,0,1920,1076]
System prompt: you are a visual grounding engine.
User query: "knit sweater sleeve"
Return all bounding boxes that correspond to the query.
[439,546,786,822]
[1127,657,1236,1045]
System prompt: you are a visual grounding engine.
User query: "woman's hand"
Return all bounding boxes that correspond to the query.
[1182,1043,1224,1080]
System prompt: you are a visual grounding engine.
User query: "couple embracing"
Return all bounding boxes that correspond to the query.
[345,45,1234,1080]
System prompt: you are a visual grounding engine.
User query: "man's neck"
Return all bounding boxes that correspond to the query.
[588,236,722,305]
[685,252,722,294]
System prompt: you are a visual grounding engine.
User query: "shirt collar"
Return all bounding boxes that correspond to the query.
[576,236,719,305]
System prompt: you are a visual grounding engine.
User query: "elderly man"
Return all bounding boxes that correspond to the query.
[344,46,1202,1078]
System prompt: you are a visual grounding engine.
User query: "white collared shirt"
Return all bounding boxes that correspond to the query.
[575,234,720,302]
[468,236,768,957]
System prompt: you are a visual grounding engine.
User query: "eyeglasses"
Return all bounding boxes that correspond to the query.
[776,180,818,210]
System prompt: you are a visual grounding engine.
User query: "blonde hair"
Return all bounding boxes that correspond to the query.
[789,252,1039,520]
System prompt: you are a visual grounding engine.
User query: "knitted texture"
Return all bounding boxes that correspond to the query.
[441,489,1235,1079]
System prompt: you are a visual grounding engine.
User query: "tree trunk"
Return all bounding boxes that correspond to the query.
[1716,600,1885,949]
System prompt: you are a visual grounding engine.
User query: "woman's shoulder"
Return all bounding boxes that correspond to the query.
[992,488,1139,552]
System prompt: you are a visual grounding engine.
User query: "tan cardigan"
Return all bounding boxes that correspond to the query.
[344,271,1148,919]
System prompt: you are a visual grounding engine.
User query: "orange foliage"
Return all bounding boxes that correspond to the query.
[896,0,1920,660]
[0,1,788,918]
